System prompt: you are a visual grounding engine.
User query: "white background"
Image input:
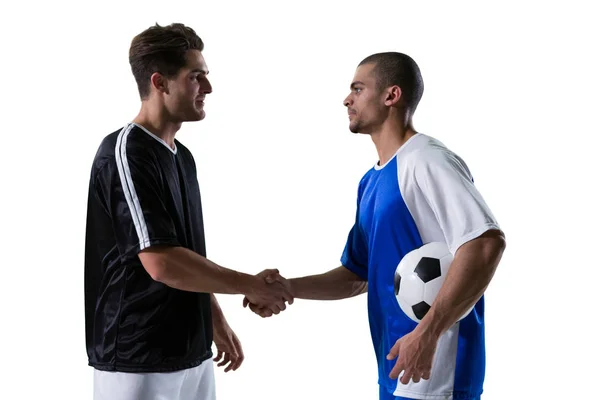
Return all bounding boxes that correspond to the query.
[1,0,599,399]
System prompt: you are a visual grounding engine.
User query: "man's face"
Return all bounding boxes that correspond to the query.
[343,63,386,134]
[164,49,212,122]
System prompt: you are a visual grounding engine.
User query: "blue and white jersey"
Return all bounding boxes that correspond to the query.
[341,133,500,399]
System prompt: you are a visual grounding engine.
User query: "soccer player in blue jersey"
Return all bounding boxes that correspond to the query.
[244,52,506,400]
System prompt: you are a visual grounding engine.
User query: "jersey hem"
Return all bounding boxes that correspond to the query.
[88,350,213,373]
[138,237,182,252]
[390,386,482,400]
[121,237,181,259]
[341,260,368,281]
[391,388,452,400]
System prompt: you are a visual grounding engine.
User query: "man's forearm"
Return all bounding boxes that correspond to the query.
[140,245,256,295]
[417,230,506,338]
[210,294,227,325]
[289,266,367,300]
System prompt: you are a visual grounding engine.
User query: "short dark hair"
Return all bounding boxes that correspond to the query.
[129,23,204,99]
[358,52,424,113]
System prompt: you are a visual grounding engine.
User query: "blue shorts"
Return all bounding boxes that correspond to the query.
[379,386,481,400]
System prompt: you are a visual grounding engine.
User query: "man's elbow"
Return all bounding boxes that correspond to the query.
[481,229,506,268]
[139,249,171,282]
[490,229,507,255]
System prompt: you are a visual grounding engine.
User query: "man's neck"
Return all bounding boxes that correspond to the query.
[370,118,417,167]
[133,104,182,150]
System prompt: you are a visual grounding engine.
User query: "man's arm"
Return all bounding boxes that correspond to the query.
[407,148,506,337]
[244,266,367,317]
[387,149,506,384]
[244,182,369,315]
[138,245,293,307]
[210,294,245,372]
[416,229,506,338]
[210,293,227,322]
[97,146,291,309]
[288,266,367,300]
[387,229,506,383]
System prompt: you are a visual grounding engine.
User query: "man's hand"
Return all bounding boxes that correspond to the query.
[243,269,294,315]
[386,230,505,384]
[386,328,439,384]
[243,269,294,317]
[212,320,244,373]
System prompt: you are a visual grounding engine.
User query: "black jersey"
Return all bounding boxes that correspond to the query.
[84,122,213,373]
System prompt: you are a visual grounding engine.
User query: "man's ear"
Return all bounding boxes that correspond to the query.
[150,72,170,95]
[384,85,402,107]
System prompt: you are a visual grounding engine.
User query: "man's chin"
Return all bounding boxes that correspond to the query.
[187,110,206,122]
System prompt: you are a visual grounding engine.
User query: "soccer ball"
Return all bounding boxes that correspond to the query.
[394,242,473,323]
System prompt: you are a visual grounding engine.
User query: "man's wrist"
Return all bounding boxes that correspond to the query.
[236,272,260,297]
[414,308,446,339]
[209,294,225,324]
[288,278,300,299]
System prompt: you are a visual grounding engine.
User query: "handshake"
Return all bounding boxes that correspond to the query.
[242,269,294,318]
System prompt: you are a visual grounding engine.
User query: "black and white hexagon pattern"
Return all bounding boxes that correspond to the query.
[394,242,454,323]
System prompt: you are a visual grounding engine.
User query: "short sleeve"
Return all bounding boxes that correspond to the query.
[413,149,501,254]
[94,152,180,257]
[341,188,369,280]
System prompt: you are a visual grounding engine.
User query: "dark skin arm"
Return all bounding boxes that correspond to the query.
[139,245,293,312]
[289,266,367,300]
[243,266,367,317]
[211,294,244,372]
[388,229,506,384]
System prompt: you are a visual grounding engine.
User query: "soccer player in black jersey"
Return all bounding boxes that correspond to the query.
[84,23,293,400]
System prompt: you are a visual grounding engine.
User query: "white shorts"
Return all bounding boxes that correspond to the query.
[93,360,216,400]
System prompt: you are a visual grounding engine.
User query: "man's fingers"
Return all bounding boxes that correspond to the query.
[263,274,295,305]
[213,350,223,362]
[257,305,273,318]
[268,304,281,315]
[422,370,431,380]
[231,338,244,371]
[274,301,286,312]
[242,297,249,308]
[230,353,244,371]
[260,309,273,318]
[266,273,284,284]
[264,268,279,275]
[249,303,272,317]
[260,269,279,279]
[224,353,238,372]
[400,369,413,385]
[389,360,405,380]
[282,290,294,305]
[273,281,294,305]
[386,342,400,360]
[247,299,271,317]
[266,302,285,315]
[411,371,423,383]
[217,353,231,367]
